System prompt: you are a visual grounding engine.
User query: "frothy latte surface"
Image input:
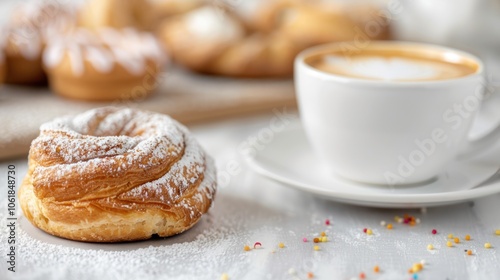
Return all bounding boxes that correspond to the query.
[306,45,478,82]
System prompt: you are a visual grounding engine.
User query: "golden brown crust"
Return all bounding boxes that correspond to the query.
[4,51,46,85]
[45,54,161,101]
[2,33,47,85]
[20,107,217,242]
[0,59,5,84]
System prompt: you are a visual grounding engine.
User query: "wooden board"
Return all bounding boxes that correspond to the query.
[0,67,296,160]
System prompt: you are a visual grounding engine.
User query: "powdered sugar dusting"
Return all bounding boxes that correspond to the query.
[43,28,166,76]
[29,107,216,210]
[120,132,215,211]
[3,1,76,60]
[33,107,183,163]
[0,193,282,280]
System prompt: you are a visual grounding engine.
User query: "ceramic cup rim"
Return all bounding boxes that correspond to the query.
[295,41,484,88]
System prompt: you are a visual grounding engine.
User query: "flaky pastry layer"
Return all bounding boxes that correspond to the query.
[20,107,217,242]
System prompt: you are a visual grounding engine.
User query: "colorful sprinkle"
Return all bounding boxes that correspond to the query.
[313,245,320,251]
[253,242,262,249]
[485,242,492,249]
[313,238,320,243]
[278,243,285,248]
[432,229,437,235]
[321,237,327,242]
[447,234,454,239]
[244,245,251,251]
[454,237,460,244]
[467,250,473,256]
[387,224,393,230]
[307,272,314,279]
[416,218,421,224]
[363,228,368,233]
[373,265,380,273]
[446,241,453,247]
[412,263,423,272]
[359,272,366,279]
[380,220,386,227]
[320,232,326,237]
[495,229,500,235]
[366,229,373,235]
[303,237,308,242]
[413,273,419,279]
[221,273,229,280]
[325,219,331,225]
[427,244,434,250]
[465,234,471,241]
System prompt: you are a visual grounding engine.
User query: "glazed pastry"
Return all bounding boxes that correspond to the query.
[43,28,165,101]
[20,107,217,242]
[78,0,158,31]
[2,1,75,85]
[158,0,390,77]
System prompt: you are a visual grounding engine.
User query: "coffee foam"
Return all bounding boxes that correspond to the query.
[307,46,478,82]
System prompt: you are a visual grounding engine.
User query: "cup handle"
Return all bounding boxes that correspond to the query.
[458,99,500,159]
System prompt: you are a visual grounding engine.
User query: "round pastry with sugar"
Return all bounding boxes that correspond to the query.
[20,107,217,242]
[43,28,166,101]
[2,1,76,85]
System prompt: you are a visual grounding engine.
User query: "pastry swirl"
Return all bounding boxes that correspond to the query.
[20,107,217,242]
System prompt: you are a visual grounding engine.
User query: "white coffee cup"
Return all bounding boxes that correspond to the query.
[295,41,500,186]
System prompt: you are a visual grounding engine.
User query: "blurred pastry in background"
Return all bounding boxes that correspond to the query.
[149,0,205,19]
[0,51,5,85]
[78,0,158,31]
[278,2,391,47]
[43,28,166,101]
[158,0,391,77]
[2,1,76,85]
[159,6,299,77]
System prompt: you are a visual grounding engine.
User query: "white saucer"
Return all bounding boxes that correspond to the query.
[244,125,500,208]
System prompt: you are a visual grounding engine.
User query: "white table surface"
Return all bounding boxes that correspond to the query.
[1,105,500,280]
